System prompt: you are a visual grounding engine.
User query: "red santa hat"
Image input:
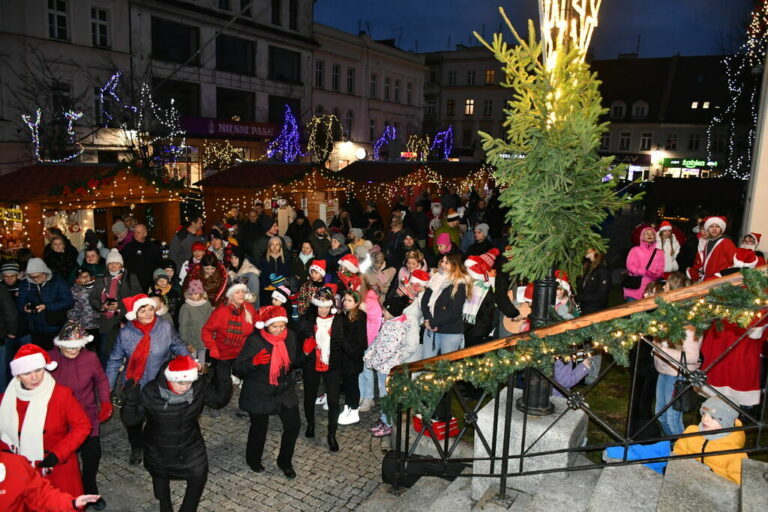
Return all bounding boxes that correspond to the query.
[309,258,327,277]
[703,216,727,232]
[409,269,430,286]
[518,283,534,303]
[733,248,758,269]
[191,241,207,252]
[555,270,571,294]
[338,254,360,274]
[53,320,94,349]
[123,293,155,321]
[657,221,672,233]
[10,344,58,376]
[464,248,500,281]
[164,355,199,383]
[747,232,762,247]
[255,305,289,329]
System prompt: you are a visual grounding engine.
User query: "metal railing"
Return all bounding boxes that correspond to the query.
[388,270,768,496]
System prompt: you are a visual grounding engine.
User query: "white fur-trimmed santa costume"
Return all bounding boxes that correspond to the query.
[686,216,737,282]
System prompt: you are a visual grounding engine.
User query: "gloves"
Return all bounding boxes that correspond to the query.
[98,402,113,422]
[303,337,317,354]
[252,348,271,366]
[39,453,59,468]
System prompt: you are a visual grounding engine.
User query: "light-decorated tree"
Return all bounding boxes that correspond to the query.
[475,5,634,286]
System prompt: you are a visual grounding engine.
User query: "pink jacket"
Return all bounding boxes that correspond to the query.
[364,289,383,346]
[623,234,665,300]
[653,328,701,376]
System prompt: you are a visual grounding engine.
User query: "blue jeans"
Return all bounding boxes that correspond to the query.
[421,330,464,359]
[376,370,390,426]
[359,367,375,401]
[656,373,684,436]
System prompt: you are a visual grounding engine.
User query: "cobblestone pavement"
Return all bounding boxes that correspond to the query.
[97,385,388,511]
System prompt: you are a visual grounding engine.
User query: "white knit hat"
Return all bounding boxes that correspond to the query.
[106,248,124,265]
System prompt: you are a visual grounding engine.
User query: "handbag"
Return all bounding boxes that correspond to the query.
[672,351,697,412]
[621,249,658,290]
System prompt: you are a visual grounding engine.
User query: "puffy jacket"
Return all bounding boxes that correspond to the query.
[120,365,230,479]
[463,282,497,347]
[623,230,665,300]
[421,281,467,334]
[577,262,610,315]
[106,316,189,390]
[364,290,383,345]
[653,328,701,377]
[673,420,748,483]
[657,236,680,273]
[232,329,304,415]
[340,311,367,375]
[0,284,17,339]
[49,348,110,437]
[16,264,73,334]
[88,271,142,333]
[68,283,99,329]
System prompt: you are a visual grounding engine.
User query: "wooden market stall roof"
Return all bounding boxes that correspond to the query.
[194,161,313,188]
[338,160,489,182]
[0,163,115,202]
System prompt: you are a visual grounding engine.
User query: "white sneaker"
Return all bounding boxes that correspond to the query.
[338,406,360,426]
[315,394,327,406]
[358,398,375,412]
[323,400,329,411]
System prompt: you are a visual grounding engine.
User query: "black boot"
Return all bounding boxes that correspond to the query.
[327,433,339,452]
[305,423,315,438]
[129,447,142,465]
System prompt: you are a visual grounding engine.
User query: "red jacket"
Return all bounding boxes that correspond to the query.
[201,302,256,360]
[0,384,91,497]
[687,237,737,281]
[0,452,78,512]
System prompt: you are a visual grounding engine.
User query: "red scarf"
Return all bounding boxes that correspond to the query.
[126,317,157,383]
[260,328,290,386]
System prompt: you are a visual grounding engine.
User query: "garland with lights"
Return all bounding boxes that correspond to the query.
[48,161,186,197]
[382,268,768,418]
[21,108,85,163]
[267,105,303,163]
[306,114,343,163]
[373,125,397,160]
[405,135,432,161]
[430,126,454,160]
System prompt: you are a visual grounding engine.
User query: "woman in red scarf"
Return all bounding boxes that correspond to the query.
[233,306,307,478]
[0,344,91,498]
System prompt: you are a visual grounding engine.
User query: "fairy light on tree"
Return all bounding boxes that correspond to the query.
[405,135,431,161]
[21,108,84,163]
[372,124,397,160]
[267,105,303,163]
[430,126,454,159]
[305,114,343,164]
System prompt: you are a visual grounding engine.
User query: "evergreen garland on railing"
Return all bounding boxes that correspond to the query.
[381,269,768,419]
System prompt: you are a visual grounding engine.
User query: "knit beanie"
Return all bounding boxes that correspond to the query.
[331,233,345,245]
[106,248,123,265]
[1,261,20,275]
[700,396,738,439]
[112,220,128,235]
[186,279,204,296]
[474,223,489,237]
[312,219,326,230]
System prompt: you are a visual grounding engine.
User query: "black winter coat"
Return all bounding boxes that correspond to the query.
[340,311,367,375]
[120,366,230,479]
[576,262,610,315]
[233,329,305,415]
[297,313,344,372]
[421,282,467,334]
[466,238,494,257]
[464,286,497,347]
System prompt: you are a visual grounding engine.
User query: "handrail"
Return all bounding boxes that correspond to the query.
[398,266,765,374]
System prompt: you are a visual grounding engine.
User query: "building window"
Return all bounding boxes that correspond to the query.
[152,17,200,66]
[464,98,475,116]
[315,105,324,114]
[331,64,340,92]
[345,110,353,137]
[406,82,413,105]
[216,35,255,75]
[462,128,472,146]
[153,78,200,117]
[90,7,109,48]
[446,99,455,117]
[384,77,390,101]
[425,100,436,115]
[271,0,281,25]
[600,132,610,150]
[93,87,104,125]
[485,69,496,84]
[289,0,298,29]
[218,0,230,9]
[314,59,325,89]
[691,101,698,109]
[239,0,251,16]
[632,101,648,119]
[448,71,457,85]
[347,67,356,94]
[48,0,69,40]
[369,119,376,141]
[610,101,626,119]
[713,133,727,152]
[688,134,701,151]
[217,87,254,122]
[640,132,652,151]
[619,131,631,151]
[483,99,492,116]
[467,70,476,85]
[394,80,400,103]
[268,46,301,83]
[369,73,377,98]
[665,133,678,150]
[268,95,300,124]
[702,101,710,109]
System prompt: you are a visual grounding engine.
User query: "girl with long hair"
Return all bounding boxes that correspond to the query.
[421,253,471,358]
[337,290,368,426]
[258,237,291,306]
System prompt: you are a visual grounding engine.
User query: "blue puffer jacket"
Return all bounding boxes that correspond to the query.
[106,316,190,390]
[16,259,74,334]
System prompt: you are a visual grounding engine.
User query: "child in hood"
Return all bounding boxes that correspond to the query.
[178,279,214,364]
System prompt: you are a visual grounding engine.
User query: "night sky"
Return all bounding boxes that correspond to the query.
[314,0,754,59]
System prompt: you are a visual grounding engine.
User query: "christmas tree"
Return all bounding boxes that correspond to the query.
[475,10,634,283]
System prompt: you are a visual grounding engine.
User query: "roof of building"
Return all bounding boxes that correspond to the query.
[339,160,487,182]
[194,161,313,188]
[0,163,114,201]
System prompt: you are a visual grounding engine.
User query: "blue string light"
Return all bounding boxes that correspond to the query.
[373,124,397,160]
[430,126,454,160]
[21,108,84,163]
[267,105,303,163]
[98,71,137,126]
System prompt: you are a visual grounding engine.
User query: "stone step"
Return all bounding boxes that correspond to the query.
[356,483,402,512]
[656,458,738,512]
[427,469,473,512]
[514,455,602,512]
[587,463,663,512]
[740,458,768,512]
[391,476,453,512]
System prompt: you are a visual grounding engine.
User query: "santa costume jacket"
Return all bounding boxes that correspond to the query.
[686,236,737,282]
[0,375,91,497]
[0,451,79,512]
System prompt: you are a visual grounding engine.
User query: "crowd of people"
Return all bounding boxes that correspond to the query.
[0,189,766,510]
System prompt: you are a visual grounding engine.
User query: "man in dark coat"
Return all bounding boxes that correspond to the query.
[169,216,205,270]
[120,224,163,292]
[466,224,494,256]
[0,283,18,391]
[239,204,270,259]
[307,219,331,258]
[251,218,282,262]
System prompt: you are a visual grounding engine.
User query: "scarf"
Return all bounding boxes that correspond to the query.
[315,314,334,366]
[185,297,209,307]
[125,317,157,383]
[299,252,314,264]
[463,279,492,325]
[0,371,56,464]
[426,271,451,317]
[260,328,290,385]
[101,272,123,318]
[155,283,172,296]
[159,381,194,409]
[328,245,347,257]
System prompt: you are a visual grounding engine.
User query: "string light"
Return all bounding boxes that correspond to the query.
[405,135,431,161]
[430,126,454,160]
[201,140,239,170]
[21,108,84,163]
[267,105,303,163]
[306,114,343,163]
[538,0,602,67]
[98,71,138,126]
[373,125,397,160]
